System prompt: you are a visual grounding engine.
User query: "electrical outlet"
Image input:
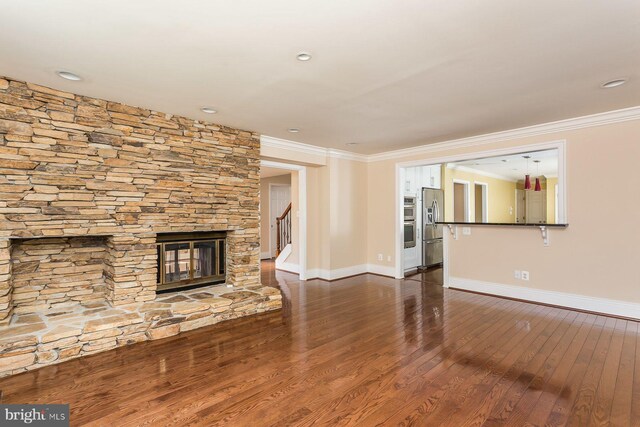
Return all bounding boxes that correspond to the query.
[514,270,521,279]
[377,253,383,261]
[521,271,530,281]
[387,255,391,262]
[462,227,471,235]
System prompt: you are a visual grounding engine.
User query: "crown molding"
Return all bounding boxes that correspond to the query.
[260,135,368,162]
[326,149,368,162]
[260,135,327,157]
[366,105,640,162]
[260,106,640,164]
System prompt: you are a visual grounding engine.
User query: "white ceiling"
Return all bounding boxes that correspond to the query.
[450,149,558,181]
[1,1,638,154]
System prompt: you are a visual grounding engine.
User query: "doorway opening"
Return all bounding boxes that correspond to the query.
[260,160,308,280]
[474,182,488,223]
[452,180,470,222]
[268,183,291,258]
[398,165,445,285]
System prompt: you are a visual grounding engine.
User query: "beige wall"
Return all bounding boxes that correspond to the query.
[367,119,640,303]
[259,174,291,257]
[328,157,368,270]
[300,157,368,274]
[366,157,397,272]
[305,165,331,272]
[443,167,517,223]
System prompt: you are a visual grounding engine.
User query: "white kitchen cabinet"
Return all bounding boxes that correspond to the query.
[420,165,441,189]
[405,165,441,195]
[404,167,419,196]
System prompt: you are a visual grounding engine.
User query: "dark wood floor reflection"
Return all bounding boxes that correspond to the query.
[1,261,639,426]
[405,266,444,286]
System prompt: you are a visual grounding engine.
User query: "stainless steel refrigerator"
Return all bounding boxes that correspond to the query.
[422,187,444,268]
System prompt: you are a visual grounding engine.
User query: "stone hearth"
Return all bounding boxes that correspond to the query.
[0,283,281,377]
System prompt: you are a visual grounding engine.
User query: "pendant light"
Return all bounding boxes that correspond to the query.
[523,156,532,190]
[534,160,542,192]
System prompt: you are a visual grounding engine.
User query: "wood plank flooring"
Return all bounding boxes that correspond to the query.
[0,260,638,426]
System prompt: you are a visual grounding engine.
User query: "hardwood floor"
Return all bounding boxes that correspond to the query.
[0,260,638,426]
[405,266,444,286]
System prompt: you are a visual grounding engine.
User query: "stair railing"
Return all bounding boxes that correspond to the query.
[276,203,292,256]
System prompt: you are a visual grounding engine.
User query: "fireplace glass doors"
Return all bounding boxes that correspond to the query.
[156,232,226,292]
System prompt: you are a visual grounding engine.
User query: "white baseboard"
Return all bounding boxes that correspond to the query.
[366,264,396,278]
[260,251,272,260]
[449,276,640,320]
[305,268,322,280]
[276,261,300,274]
[304,264,396,281]
[306,264,368,281]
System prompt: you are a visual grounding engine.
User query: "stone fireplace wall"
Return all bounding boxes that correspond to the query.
[11,236,108,314]
[103,234,157,306]
[0,76,261,322]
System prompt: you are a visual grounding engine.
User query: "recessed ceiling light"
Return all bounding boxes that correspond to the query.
[287,128,300,133]
[56,71,82,81]
[601,78,627,89]
[296,52,312,61]
[201,107,217,114]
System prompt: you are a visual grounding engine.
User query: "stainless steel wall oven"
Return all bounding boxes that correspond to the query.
[404,220,416,248]
[403,196,417,221]
[403,196,417,248]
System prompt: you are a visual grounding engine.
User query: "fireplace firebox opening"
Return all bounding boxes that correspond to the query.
[156,232,226,293]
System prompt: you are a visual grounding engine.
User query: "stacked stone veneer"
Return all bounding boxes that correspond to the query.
[0,240,11,323]
[0,77,281,378]
[11,236,108,313]
[0,76,263,325]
